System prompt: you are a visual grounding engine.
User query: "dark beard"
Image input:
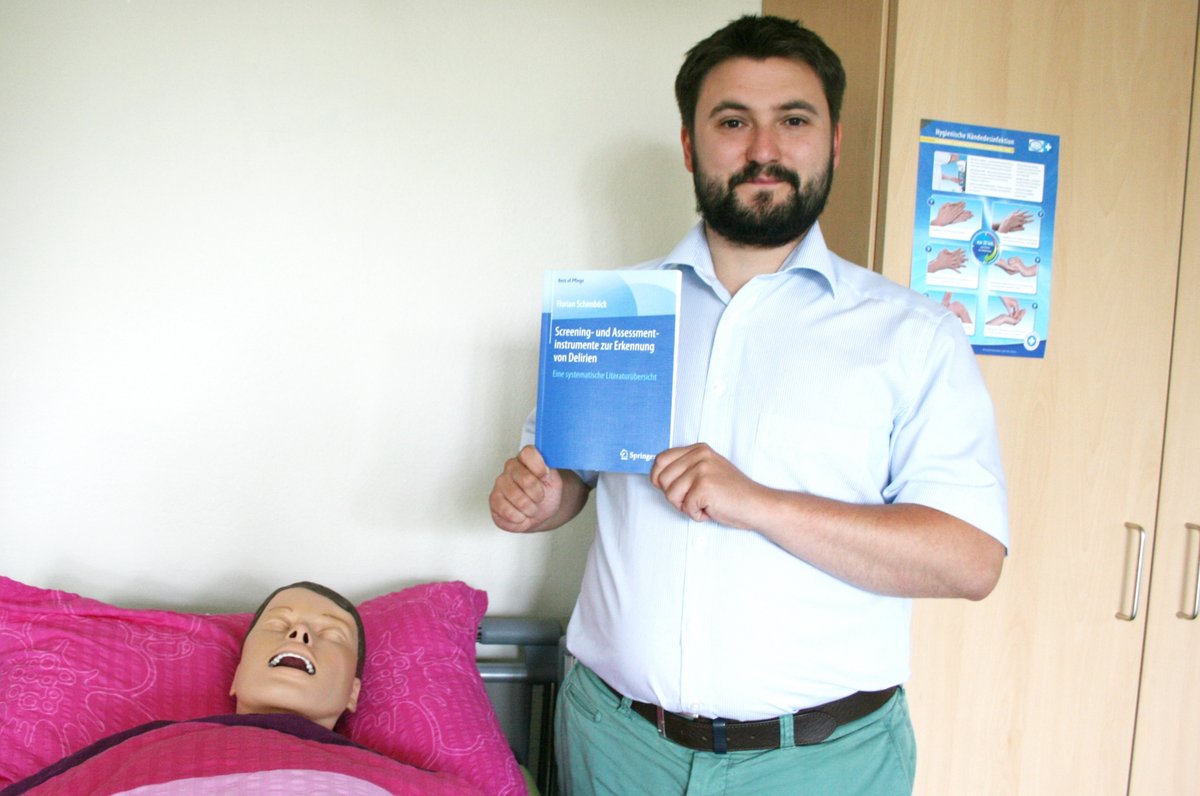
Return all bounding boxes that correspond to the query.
[693,151,834,249]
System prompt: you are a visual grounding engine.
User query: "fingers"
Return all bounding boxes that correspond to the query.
[489,445,558,531]
[651,446,695,518]
[652,444,764,527]
[947,202,971,223]
[651,444,721,523]
[929,248,966,273]
[648,445,689,492]
[515,444,550,480]
[933,202,966,226]
[1000,210,1032,233]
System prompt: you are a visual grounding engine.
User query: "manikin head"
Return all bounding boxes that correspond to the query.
[229,581,365,730]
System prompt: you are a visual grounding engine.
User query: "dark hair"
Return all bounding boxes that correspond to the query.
[243,581,367,678]
[674,15,846,134]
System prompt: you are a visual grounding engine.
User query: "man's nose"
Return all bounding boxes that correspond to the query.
[288,625,311,644]
[748,126,781,163]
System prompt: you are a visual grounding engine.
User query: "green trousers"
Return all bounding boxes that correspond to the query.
[555,663,916,796]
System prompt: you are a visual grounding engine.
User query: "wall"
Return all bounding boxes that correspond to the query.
[0,0,756,614]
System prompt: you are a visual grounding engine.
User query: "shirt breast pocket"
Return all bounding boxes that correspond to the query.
[749,412,890,504]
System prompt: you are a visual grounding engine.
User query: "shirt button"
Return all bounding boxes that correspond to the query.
[711,380,726,396]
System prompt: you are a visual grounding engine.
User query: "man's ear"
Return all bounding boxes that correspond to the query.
[681,126,695,173]
[345,677,362,713]
[832,121,842,170]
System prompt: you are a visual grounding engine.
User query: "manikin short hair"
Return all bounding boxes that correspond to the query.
[674,15,846,135]
[243,581,366,678]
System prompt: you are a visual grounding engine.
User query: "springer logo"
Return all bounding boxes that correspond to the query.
[619,449,655,463]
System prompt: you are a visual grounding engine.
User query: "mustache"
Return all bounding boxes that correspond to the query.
[728,162,801,190]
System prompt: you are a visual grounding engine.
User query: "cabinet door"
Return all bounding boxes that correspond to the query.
[1128,18,1200,794]
[872,2,1197,794]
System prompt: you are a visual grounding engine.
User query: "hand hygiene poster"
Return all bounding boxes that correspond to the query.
[909,119,1060,357]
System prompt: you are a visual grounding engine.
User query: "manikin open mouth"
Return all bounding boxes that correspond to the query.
[268,652,315,675]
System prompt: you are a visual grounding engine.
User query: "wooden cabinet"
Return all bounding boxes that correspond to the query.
[763,1,1200,792]
[1127,21,1200,791]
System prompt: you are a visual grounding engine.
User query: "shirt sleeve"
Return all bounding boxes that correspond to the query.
[884,313,1010,551]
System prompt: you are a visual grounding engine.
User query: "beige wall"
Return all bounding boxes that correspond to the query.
[0,1,756,614]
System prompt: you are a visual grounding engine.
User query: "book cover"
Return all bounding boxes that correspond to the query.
[535,269,681,474]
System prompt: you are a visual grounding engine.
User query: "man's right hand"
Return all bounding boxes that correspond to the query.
[489,445,571,533]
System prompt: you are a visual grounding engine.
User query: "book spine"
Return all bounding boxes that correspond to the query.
[533,271,554,453]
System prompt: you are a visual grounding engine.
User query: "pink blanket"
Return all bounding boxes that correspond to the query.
[3,714,482,795]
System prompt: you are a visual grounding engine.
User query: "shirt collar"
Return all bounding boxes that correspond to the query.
[656,221,839,298]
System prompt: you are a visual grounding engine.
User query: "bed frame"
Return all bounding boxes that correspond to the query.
[477,617,563,796]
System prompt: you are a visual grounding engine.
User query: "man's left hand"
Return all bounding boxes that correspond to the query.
[650,443,760,526]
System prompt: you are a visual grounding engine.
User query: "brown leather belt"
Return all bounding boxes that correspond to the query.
[605,680,898,753]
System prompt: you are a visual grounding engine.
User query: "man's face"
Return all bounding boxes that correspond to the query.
[682,56,841,249]
[229,587,361,730]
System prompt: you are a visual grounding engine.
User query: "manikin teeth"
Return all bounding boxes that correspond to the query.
[268,652,315,675]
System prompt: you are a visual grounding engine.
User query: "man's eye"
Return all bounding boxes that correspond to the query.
[720,118,744,129]
[784,117,808,127]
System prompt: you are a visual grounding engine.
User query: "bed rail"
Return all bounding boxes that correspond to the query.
[477,617,563,795]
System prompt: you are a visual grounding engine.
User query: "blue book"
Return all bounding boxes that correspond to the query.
[535,269,681,474]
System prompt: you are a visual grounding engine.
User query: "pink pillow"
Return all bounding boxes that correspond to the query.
[0,576,525,796]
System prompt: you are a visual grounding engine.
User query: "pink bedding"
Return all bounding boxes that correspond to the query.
[2,713,482,795]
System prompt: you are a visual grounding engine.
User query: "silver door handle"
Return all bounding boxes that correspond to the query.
[1117,522,1146,622]
[1176,523,1200,621]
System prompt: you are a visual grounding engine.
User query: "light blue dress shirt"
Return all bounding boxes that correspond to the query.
[537,221,1009,721]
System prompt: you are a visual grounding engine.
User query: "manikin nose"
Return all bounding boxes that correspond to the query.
[288,627,311,644]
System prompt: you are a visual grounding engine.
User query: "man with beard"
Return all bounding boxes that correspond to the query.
[490,15,1008,795]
